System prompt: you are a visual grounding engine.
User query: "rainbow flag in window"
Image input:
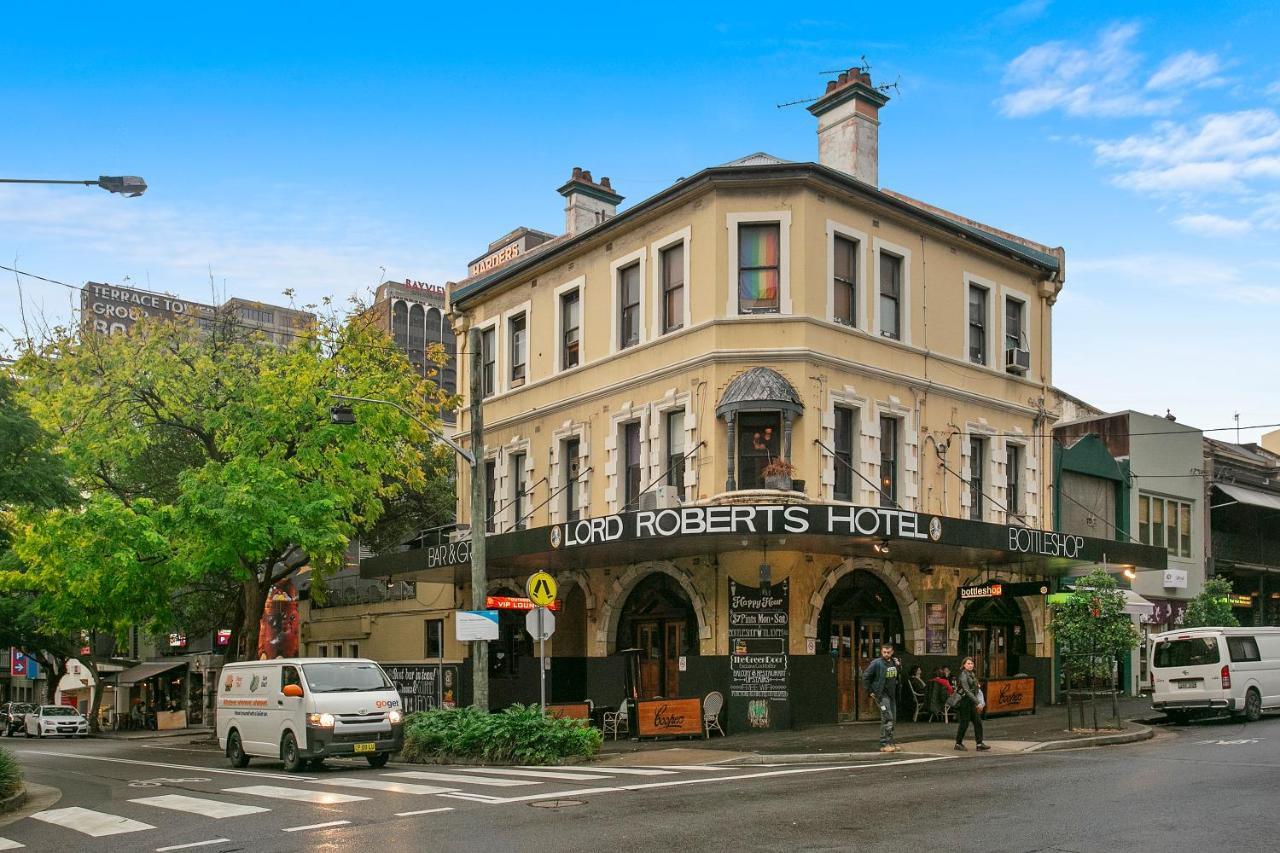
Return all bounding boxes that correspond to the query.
[739,224,780,309]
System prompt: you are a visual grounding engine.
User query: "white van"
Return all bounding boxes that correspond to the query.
[1150,627,1280,723]
[216,658,404,771]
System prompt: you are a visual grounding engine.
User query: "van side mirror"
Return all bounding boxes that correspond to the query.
[282,684,304,698]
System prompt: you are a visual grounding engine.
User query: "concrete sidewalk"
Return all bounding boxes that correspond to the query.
[594,695,1157,764]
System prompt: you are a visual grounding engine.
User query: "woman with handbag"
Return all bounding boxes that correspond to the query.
[952,656,990,751]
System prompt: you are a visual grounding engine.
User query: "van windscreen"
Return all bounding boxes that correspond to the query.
[1153,637,1220,668]
[302,662,393,693]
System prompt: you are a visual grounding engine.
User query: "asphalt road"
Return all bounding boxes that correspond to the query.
[1,713,1277,852]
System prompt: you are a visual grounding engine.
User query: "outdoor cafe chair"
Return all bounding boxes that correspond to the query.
[908,677,928,722]
[702,691,725,738]
[602,698,629,740]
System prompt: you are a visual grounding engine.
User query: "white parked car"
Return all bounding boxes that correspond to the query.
[1150,627,1280,723]
[24,705,91,738]
[216,658,404,772]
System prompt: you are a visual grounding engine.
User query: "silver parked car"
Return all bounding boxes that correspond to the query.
[24,705,90,738]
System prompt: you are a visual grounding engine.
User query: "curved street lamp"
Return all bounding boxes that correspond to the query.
[0,176,147,197]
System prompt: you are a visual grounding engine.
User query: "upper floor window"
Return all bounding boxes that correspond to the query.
[834,406,857,502]
[510,453,527,531]
[738,224,780,314]
[239,307,274,324]
[508,312,527,387]
[666,410,686,495]
[833,235,857,327]
[1138,493,1192,557]
[968,284,988,365]
[619,262,641,349]
[661,243,685,333]
[879,252,902,340]
[623,422,642,510]
[480,327,496,398]
[879,415,898,507]
[1005,296,1025,355]
[1006,444,1022,516]
[484,459,496,533]
[564,438,581,523]
[561,288,580,370]
[969,437,986,520]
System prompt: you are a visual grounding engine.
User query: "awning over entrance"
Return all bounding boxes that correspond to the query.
[1217,483,1280,512]
[361,503,1168,584]
[1120,589,1156,617]
[116,660,186,685]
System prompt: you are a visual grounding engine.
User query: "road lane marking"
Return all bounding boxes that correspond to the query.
[314,777,457,795]
[437,792,505,803]
[394,807,455,817]
[564,766,675,776]
[32,806,156,837]
[456,767,615,781]
[282,820,351,832]
[223,785,368,804]
[130,793,271,818]
[0,839,23,850]
[156,840,231,851]
[30,751,316,782]
[385,771,538,787]
[642,765,738,771]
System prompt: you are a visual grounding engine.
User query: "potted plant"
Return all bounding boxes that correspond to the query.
[760,458,796,490]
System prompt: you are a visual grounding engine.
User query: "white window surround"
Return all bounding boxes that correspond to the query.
[1000,286,1032,365]
[550,421,590,524]
[498,436,534,532]
[650,226,692,337]
[961,422,997,522]
[552,276,586,375]
[963,272,997,369]
[604,402,650,514]
[498,300,533,395]
[726,211,793,318]
[872,238,912,345]
[873,397,918,509]
[474,316,499,400]
[610,248,648,355]
[822,385,866,502]
[826,220,868,330]
[653,389,695,501]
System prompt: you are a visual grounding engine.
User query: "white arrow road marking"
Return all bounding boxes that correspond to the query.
[130,794,271,819]
[223,785,367,804]
[30,751,315,782]
[32,807,156,837]
[315,778,457,795]
[394,807,455,817]
[455,767,615,781]
[282,820,350,833]
[156,840,231,852]
[0,838,24,850]
[385,771,537,787]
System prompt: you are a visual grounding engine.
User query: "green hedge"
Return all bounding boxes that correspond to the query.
[401,704,602,765]
[0,747,21,799]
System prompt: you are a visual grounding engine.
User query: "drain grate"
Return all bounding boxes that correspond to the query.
[530,799,585,809]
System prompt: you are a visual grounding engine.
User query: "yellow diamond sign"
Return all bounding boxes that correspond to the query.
[526,571,557,608]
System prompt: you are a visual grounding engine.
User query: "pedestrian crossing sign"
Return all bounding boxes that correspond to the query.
[526,572,557,607]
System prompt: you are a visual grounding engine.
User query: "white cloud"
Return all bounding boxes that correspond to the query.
[1072,254,1280,305]
[1145,50,1226,91]
[995,0,1051,26]
[1173,213,1253,236]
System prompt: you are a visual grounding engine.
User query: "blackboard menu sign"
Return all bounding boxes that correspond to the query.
[728,578,790,731]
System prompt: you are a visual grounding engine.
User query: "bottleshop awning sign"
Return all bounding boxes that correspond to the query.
[362,503,1168,581]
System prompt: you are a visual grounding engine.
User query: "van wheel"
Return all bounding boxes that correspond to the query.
[366,752,390,769]
[1244,689,1262,723]
[227,730,251,768]
[281,732,305,772]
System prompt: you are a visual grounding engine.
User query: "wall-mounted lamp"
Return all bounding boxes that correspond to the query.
[1122,567,1137,581]
[872,541,891,556]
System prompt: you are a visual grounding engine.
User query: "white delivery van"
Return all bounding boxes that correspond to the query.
[216,658,404,771]
[1150,627,1280,723]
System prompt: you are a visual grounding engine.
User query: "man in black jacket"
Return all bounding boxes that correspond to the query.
[863,642,902,752]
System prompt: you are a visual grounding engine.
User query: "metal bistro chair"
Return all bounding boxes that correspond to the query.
[925,681,953,724]
[703,691,725,738]
[908,677,928,722]
[602,698,629,741]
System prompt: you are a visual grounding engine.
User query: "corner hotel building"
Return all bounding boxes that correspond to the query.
[363,70,1164,729]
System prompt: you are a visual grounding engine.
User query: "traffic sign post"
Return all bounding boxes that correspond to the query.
[526,571,557,608]
[525,605,556,713]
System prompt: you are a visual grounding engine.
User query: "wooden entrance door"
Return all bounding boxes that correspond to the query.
[986,626,1008,678]
[833,621,855,720]
[963,627,986,680]
[856,619,888,720]
[636,622,661,698]
[663,621,684,697]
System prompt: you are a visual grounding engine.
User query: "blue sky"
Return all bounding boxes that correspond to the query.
[2,1,1277,440]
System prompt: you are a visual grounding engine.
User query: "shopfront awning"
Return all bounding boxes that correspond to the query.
[361,502,1169,584]
[1121,589,1156,617]
[1217,483,1280,513]
[115,661,186,685]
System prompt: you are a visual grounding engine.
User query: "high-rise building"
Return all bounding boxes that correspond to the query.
[362,279,458,422]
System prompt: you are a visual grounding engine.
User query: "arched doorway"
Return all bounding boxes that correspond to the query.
[958,597,1027,680]
[818,570,904,721]
[556,585,588,658]
[615,573,698,699]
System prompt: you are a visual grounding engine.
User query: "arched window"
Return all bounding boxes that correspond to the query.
[392,301,408,352]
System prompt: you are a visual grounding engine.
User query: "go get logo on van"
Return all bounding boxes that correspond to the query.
[375,699,399,709]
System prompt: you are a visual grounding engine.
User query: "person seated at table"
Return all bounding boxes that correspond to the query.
[931,666,955,695]
[129,702,145,729]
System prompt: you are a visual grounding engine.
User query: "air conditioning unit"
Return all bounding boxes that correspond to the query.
[1005,347,1030,374]
[638,486,682,511]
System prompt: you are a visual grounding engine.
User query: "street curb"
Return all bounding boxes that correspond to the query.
[1024,722,1154,752]
[0,782,60,829]
[0,787,27,816]
[716,750,939,765]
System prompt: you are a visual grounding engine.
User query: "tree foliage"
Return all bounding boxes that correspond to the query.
[1182,577,1240,629]
[1049,569,1139,686]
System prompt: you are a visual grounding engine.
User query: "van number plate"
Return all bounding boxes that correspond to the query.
[353,742,377,753]
[1178,680,1199,689]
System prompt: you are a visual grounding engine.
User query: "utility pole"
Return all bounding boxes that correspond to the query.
[468,326,489,711]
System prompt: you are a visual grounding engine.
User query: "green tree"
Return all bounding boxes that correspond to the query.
[1182,577,1239,628]
[8,305,452,670]
[1049,569,1139,687]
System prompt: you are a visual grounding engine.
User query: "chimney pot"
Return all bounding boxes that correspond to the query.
[581,170,593,183]
[572,166,583,179]
[838,71,849,85]
[808,64,889,186]
[600,176,611,189]
[825,80,838,93]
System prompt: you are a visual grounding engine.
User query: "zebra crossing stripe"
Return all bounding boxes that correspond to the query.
[552,766,675,776]
[0,838,24,850]
[129,794,270,819]
[437,792,505,803]
[282,820,350,833]
[315,777,456,795]
[385,771,537,787]
[222,785,368,804]
[456,767,614,781]
[155,840,231,851]
[32,806,156,837]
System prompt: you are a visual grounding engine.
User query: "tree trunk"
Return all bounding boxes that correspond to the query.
[236,575,270,663]
[82,658,105,733]
[41,653,68,704]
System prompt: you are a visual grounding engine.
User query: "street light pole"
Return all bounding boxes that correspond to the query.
[0,176,148,197]
[467,326,489,711]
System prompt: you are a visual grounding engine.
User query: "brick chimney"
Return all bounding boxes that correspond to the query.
[807,68,890,185]
[557,167,624,236]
